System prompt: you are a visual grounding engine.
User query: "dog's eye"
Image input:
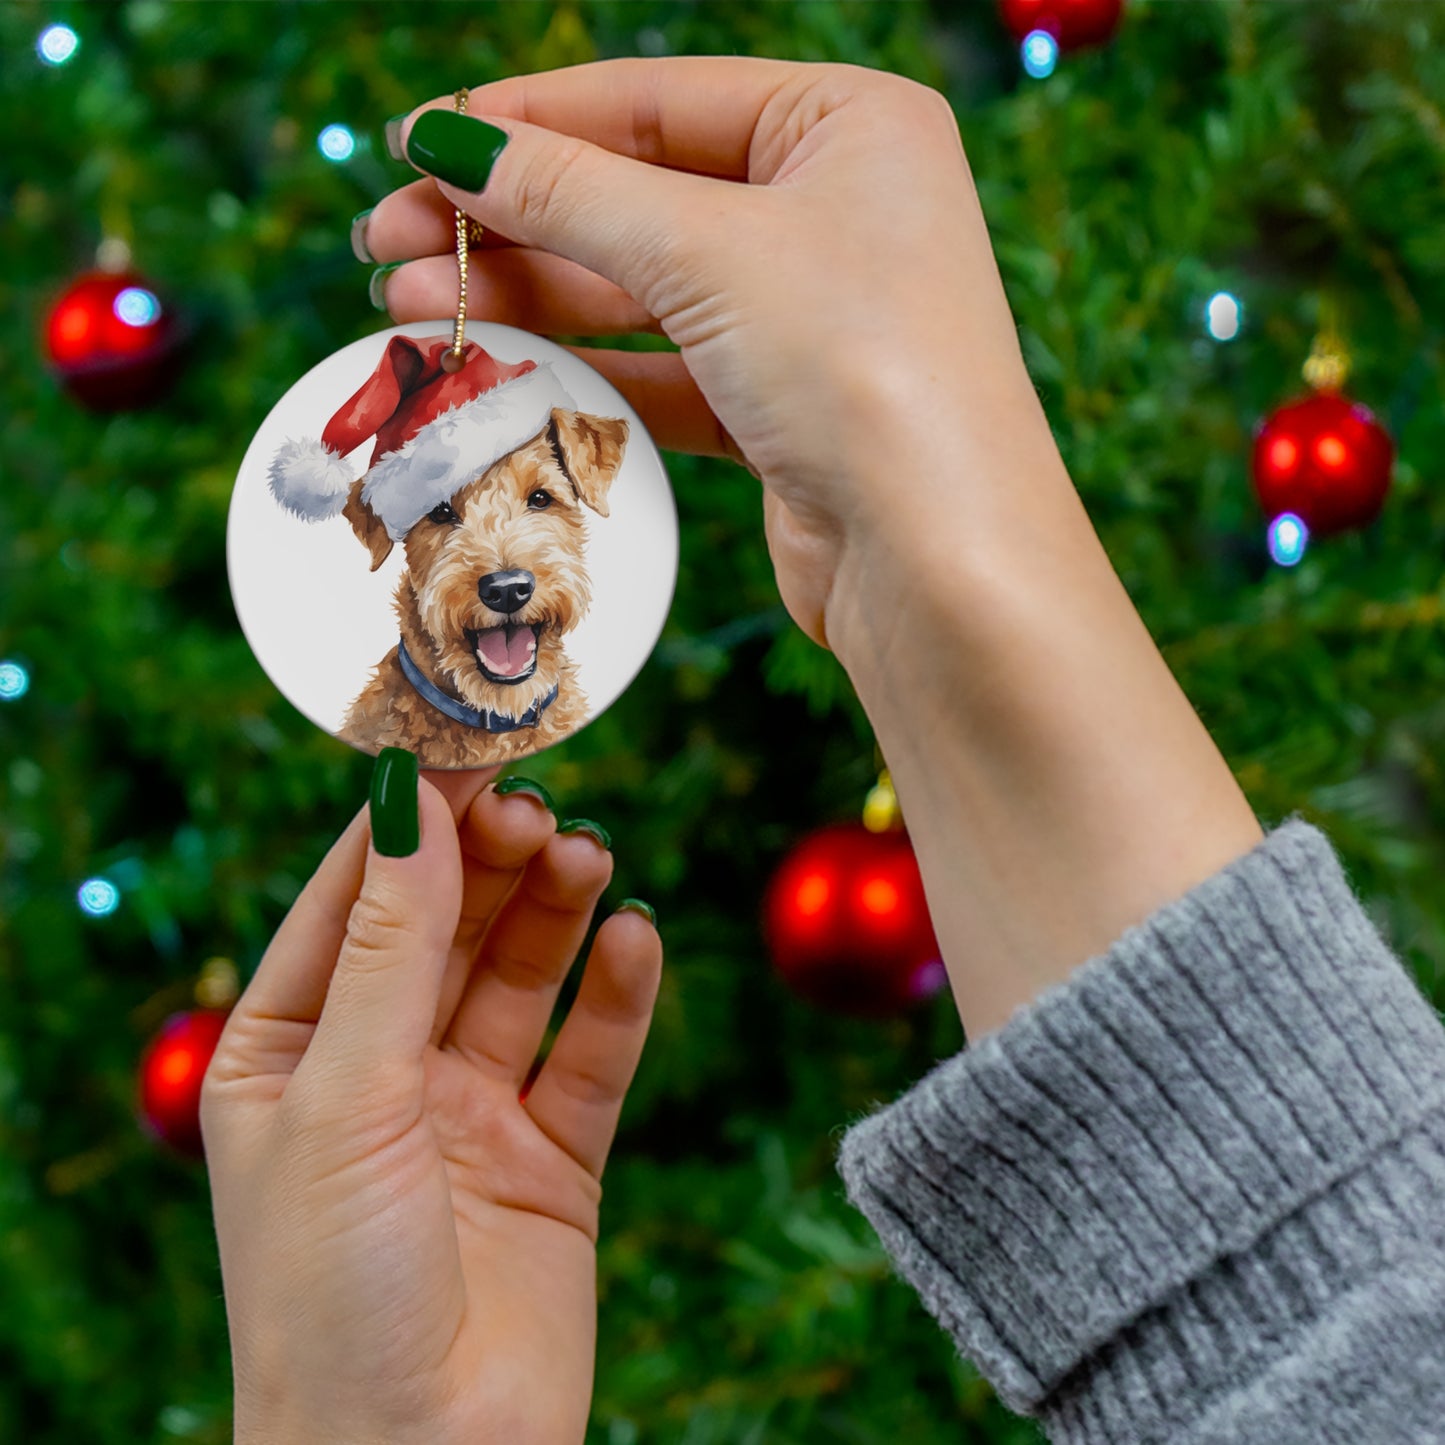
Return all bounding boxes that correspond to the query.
[428,502,459,525]
[526,489,554,511]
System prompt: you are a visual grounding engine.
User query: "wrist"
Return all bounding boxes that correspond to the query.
[824,377,1078,680]
[825,422,1262,1039]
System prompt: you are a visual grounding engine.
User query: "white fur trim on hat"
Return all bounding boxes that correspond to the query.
[361,364,577,541]
[268,437,354,521]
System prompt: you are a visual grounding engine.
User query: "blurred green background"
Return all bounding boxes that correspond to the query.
[2,1,1443,1441]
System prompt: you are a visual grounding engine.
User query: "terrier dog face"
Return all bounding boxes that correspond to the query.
[342,407,627,719]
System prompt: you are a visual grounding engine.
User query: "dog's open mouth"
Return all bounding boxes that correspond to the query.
[466,622,541,685]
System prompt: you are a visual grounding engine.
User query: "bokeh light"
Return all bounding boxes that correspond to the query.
[114,287,161,328]
[1205,291,1242,341]
[1267,512,1309,567]
[859,876,900,919]
[794,872,831,918]
[1022,30,1059,79]
[0,660,29,701]
[1267,436,1299,476]
[909,958,948,1001]
[37,24,79,66]
[77,877,121,917]
[317,124,356,162]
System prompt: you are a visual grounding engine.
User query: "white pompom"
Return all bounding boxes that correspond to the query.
[267,438,353,521]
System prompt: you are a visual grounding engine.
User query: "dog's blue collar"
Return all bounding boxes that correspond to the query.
[397,638,558,734]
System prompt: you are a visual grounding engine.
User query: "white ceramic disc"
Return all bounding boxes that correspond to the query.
[228,321,678,768]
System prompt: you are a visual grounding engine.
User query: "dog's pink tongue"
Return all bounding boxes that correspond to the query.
[478,625,535,677]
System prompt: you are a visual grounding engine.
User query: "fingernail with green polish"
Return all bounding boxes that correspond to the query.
[369,261,404,311]
[405,110,510,192]
[350,208,375,264]
[494,775,555,812]
[384,113,409,162]
[370,747,419,857]
[559,818,612,851]
[617,898,657,926]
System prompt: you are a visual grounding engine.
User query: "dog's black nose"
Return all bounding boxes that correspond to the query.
[478,569,535,614]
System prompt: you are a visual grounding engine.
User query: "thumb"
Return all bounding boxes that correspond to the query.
[398,106,744,316]
[303,751,462,1088]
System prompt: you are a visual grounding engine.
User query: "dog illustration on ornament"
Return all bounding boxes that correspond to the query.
[267,334,627,768]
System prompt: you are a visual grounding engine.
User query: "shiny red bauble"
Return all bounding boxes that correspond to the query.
[998,0,1125,49]
[137,1009,230,1157]
[44,270,182,410]
[1251,392,1394,537]
[763,823,945,1017]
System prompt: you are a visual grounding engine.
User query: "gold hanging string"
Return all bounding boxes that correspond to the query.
[441,88,482,374]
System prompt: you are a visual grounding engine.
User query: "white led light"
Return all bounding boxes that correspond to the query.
[318,124,356,162]
[78,877,121,917]
[0,660,29,700]
[1267,512,1308,567]
[1205,291,1242,342]
[114,287,161,327]
[38,24,79,66]
[1022,30,1059,79]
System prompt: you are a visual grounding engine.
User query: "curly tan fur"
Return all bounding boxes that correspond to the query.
[339,408,627,768]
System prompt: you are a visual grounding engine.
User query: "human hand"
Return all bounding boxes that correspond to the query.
[361,57,1060,655]
[201,761,661,1445]
[361,59,1261,1049]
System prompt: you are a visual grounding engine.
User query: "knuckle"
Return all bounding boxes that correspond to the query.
[551,1058,619,1110]
[487,942,561,993]
[817,61,881,93]
[513,135,590,231]
[340,894,412,968]
[197,1074,224,1133]
[892,74,958,130]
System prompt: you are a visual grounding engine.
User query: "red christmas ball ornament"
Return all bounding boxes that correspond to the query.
[1251,392,1394,538]
[44,269,182,410]
[998,0,1124,50]
[137,1009,230,1157]
[764,822,945,1017]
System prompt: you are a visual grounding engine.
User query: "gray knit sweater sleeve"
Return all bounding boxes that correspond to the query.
[835,817,1445,1443]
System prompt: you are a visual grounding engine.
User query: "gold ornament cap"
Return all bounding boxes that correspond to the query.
[1303,297,1350,392]
[194,956,240,1010]
[863,768,902,833]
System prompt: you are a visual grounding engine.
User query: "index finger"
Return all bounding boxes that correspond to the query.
[413,54,809,182]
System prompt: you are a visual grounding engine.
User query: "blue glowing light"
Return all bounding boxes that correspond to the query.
[1267,512,1309,567]
[114,287,161,328]
[318,124,356,162]
[0,660,29,701]
[1022,30,1059,79]
[78,877,121,917]
[38,24,79,66]
[1206,291,1242,342]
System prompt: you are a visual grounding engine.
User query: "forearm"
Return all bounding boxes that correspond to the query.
[826,383,1262,1040]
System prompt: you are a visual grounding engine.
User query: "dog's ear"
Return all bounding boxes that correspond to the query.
[342,480,394,571]
[549,409,629,518]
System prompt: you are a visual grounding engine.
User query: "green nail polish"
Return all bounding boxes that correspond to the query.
[405,110,510,192]
[368,261,403,311]
[370,747,419,857]
[559,818,611,850]
[617,898,656,926]
[384,113,409,162]
[494,775,555,812]
[350,208,375,264]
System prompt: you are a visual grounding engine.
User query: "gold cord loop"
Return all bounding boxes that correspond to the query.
[441,88,480,374]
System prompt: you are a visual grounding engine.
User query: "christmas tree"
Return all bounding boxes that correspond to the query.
[2,3,1443,1441]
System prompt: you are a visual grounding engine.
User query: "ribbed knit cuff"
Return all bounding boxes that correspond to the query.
[836,817,1445,1436]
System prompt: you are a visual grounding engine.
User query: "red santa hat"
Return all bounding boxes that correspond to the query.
[268,335,577,541]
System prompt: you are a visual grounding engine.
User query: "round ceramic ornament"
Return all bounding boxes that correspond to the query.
[228,319,678,768]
